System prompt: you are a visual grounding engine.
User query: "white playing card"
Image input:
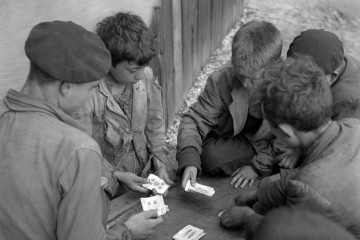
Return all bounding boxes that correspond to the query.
[140,195,169,216]
[142,174,170,195]
[185,180,215,197]
[173,225,205,240]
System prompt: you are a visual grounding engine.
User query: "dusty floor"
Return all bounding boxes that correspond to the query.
[165,0,360,149]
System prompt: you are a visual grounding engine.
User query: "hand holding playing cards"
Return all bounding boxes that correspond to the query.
[230,165,258,189]
[113,171,149,193]
[181,166,197,190]
[124,210,163,239]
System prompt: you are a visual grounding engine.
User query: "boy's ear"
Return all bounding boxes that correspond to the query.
[59,82,72,97]
[329,59,346,86]
[278,123,294,139]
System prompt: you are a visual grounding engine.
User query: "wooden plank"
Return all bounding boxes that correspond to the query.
[198,0,212,67]
[160,0,183,127]
[191,0,200,85]
[149,7,161,84]
[181,0,194,95]
[210,0,222,53]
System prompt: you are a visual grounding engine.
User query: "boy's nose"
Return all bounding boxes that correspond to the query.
[135,71,145,80]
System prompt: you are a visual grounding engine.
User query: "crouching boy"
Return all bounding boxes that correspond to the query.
[220,56,360,239]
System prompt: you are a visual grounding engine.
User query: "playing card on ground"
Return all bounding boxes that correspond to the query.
[140,195,169,216]
[173,225,205,240]
[185,180,215,197]
[142,174,170,195]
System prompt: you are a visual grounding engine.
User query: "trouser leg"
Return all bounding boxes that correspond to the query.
[201,135,255,176]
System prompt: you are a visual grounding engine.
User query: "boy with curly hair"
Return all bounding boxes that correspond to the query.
[220,56,360,239]
[74,12,175,199]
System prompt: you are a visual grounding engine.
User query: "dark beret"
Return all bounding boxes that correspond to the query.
[287,29,344,75]
[25,20,111,83]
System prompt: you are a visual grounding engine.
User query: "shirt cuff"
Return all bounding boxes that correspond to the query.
[176,147,202,175]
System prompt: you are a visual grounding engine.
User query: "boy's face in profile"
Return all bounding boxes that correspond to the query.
[110,61,145,85]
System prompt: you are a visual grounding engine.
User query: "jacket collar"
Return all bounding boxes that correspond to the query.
[3,89,85,131]
[229,73,249,135]
[303,121,339,165]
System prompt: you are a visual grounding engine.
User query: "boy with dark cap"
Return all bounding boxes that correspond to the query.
[177,20,299,190]
[74,12,175,199]
[287,28,360,120]
[220,56,360,239]
[0,20,162,240]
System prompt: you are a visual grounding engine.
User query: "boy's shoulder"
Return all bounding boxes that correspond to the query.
[206,63,238,90]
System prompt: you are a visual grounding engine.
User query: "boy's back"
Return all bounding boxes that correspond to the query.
[295,118,360,236]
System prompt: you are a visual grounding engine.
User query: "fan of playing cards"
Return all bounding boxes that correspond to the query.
[142,174,171,195]
[140,195,169,216]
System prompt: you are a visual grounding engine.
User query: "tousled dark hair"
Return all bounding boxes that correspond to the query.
[96,12,155,67]
[232,21,282,79]
[259,55,333,131]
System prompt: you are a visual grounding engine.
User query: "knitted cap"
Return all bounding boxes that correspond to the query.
[287,29,344,75]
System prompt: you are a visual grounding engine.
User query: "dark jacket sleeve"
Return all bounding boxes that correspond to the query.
[176,71,228,174]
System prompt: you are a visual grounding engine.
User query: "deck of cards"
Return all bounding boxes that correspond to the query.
[173,225,205,240]
[140,195,169,216]
[142,174,170,195]
[185,180,215,197]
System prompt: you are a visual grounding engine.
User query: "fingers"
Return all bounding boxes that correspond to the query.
[230,172,241,185]
[132,184,149,193]
[235,177,244,188]
[249,179,254,187]
[190,173,196,187]
[162,175,174,185]
[240,179,249,189]
[134,175,150,184]
[181,167,197,189]
[143,209,159,219]
[100,177,108,190]
[231,168,241,177]
[150,215,163,226]
[181,173,190,189]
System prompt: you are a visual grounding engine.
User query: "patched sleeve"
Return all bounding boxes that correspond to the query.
[144,67,177,174]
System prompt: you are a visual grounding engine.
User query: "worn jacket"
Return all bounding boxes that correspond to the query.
[254,119,360,239]
[332,55,360,120]
[0,90,130,240]
[177,65,281,176]
[74,67,175,196]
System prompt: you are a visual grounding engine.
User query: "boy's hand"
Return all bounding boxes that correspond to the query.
[231,165,258,189]
[152,168,173,196]
[124,210,163,239]
[113,171,149,193]
[181,166,197,190]
[276,152,299,169]
[220,206,255,228]
[157,168,174,185]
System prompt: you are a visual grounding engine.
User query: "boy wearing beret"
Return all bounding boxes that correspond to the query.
[220,56,360,239]
[0,21,162,240]
[287,29,360,120]
[74,12,176,198]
